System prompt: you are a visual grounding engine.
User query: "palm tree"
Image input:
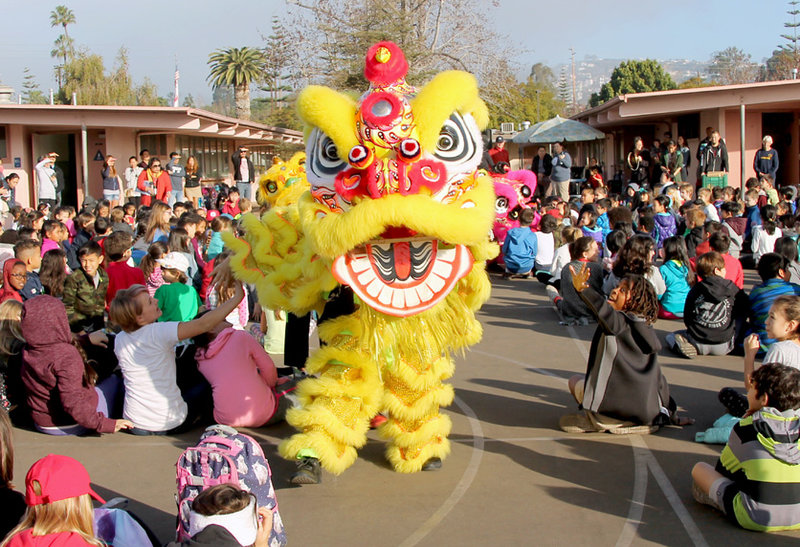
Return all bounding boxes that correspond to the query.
[50,5,76,40]
[207,47,265,120]
[50,34,74,89]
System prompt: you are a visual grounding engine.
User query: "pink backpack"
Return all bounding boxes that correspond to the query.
[175,424,286,545]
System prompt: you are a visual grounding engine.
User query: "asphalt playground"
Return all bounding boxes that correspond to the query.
[10,271,800,546]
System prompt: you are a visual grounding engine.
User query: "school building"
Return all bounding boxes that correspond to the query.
[573,79,800,189]
[0,104,304,208]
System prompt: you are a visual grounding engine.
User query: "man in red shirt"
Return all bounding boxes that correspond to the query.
[103,231,146,308]
[488,136,510,171]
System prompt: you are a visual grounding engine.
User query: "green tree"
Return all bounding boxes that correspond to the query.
[677,75,711,89]
[529,63,555,87]
[207,47,265,120]
[485,74,564,128]
[206,86,235,117]
[589,60,676,107]
[287,0,514,92]
[182,94,196,108]
[761,48,798,81]
[50,5,76,40]
[557,67,570,105]
[21,68,47,104]
[708,47,757,85]
[259,16,294,117]
[50,5,76,90]
[781,0,800,61]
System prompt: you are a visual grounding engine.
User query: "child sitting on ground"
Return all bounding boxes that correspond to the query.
[63,241,107,334]
[221,187,241,217]
[668,252,748,359]
[194,318,292,428]
[658,236,694,319]
[206,216,232,261]
[719,201,745,258]
[691,363,800,532]
[652,195,677,247]
[543,226,581,290]
[532,214,557,282]
[696,187,719,222]
[110,282,245,435]
[104,231,146,307]
[2,454,109,546]
[743,188,762,241]
[13,239,43,301]
[502,208,538,278]
[684,208,707,258]
[578,206,604,253]
[560,265,684,433]
[752,204,782,266]
[748,253,800,353]
[154,252,200,323]
[205,251,249,329]
[550,236,603,326]
[140,241,168,296]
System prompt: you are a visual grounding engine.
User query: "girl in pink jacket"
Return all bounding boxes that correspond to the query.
[194,321,290,427]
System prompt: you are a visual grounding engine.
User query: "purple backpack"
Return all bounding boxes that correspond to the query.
[175,424,286,545]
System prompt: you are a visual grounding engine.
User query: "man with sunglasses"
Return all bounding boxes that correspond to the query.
[136,158,172,207]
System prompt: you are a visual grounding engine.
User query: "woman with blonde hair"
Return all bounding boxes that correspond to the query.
[0,299,24,414]
[1,454,106,546]
[101,155,122,208]
[184,156,203,210]
[144,201,172,245]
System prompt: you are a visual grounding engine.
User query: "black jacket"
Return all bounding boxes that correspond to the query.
[231,154,254,183]
[685,226,705,258]
[701,143,728,173]
[530,154,552,177]
[579,286,669,425]
[684,276,748,345]
[165,524,245,547]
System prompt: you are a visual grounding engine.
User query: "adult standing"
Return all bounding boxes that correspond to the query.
[231,146,254,200]
[165,152,186,206]
[700,130,728,176]
[34,154,57,209]
[184,156,203,210]
[101,155,122,208]
[1,173,19,208]
[488,137,510,172]
[136,158,171,207]
[677,135,691,182]
[49,152,65,206]
[530,146,552,199]
[753,135,779,183]
[137,149,151,170]
[550,142,572,201]
[626,137,648,186]
[662,140,684,183]
[649,139,663,185]
[124,156,142,207]
[696,126,713,180]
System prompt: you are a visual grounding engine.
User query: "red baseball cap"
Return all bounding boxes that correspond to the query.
[206,209,220,221]
[25,454,105,505]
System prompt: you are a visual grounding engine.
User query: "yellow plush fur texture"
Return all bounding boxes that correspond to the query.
[410,70,489,151]
[224,210,337,315]
[298,172,497,260]
[297,86,359,156]
[256,151,309,208]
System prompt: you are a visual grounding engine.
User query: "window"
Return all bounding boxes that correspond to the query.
[174,136,232,180]
[0,126,7,159]
[249,146,276,173]
[139,134,167,158]
[677,114,700,140]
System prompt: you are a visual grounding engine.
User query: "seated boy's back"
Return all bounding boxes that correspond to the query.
[502,209,538,275]
[104,231,146,307]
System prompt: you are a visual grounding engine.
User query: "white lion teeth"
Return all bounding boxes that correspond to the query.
[437,247,455,262]
[427,274,446,293]
[403,287,420,307]
[350,257,371,273]
[366,278,383,297]
[416,283,434,302]
[431,259,452,278]
[391,289,405,309]
[357,268,375,285]
[378,285,393,305]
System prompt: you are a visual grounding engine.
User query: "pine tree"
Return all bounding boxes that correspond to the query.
[557,67,570,105]
[781,0,800,63]
[260,16,294,117]
[21,68,47,104]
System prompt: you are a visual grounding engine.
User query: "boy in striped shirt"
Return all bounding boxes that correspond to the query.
[692,363,800,532]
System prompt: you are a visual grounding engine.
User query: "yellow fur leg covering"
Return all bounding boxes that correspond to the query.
[278,345,383,475]
[380,355,455,473]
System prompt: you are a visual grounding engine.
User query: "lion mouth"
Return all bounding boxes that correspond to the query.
[332,235,473,317]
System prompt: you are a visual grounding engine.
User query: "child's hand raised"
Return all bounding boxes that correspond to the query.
[744,334,760,358]
[570,262,591,293]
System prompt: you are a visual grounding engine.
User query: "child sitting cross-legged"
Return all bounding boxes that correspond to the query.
[658,236,694,319]
[559,264,688,433]
[110,281,245,435]
[691,362,800,532]
[667,252,749,359]
[548,236,603,326]
[154,252,201,323]
[63,241,107,334]
[104,231,146,307]
[502,208,537,279]
[748,253,800,354]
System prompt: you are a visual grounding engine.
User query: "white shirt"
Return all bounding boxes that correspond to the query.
[703,203,720,222]
[752,225,783,265]
[35,158,56,200]
[239,158,250,183]
[115,322,187,431]
[534,232,555,271]
[124,166,142,196]
[549,244,572,280]
[764,340,800,370]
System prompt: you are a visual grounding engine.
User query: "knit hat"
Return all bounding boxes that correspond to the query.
[25,454,105,505]
[157,252,190,274]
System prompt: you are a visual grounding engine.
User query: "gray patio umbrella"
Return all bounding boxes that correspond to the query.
[511,115,605,144]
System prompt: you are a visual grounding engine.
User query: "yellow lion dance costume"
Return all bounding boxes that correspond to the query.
[227,41,497,478]
[256,152,308,209]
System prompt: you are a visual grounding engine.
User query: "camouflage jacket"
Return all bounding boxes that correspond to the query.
[63,268,108,333]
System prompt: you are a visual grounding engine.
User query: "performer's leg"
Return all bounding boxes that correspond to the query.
[380,354,455,473]
[278,345,383,475]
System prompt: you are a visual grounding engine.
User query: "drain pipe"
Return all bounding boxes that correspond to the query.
[81,124,89,201]
[740,104,746,201]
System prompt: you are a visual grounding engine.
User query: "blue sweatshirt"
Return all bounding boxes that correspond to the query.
[502,226,537,273]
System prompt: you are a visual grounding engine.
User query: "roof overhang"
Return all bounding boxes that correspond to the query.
[0,104,304,144]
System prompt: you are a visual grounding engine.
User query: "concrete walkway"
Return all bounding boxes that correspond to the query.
[10,274,800,546]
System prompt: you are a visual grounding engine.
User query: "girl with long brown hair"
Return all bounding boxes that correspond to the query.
[101,154,122,208]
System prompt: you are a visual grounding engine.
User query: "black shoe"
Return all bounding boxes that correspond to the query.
[290,457,321,485]
[718,387,748,418]
[421,457,442,471]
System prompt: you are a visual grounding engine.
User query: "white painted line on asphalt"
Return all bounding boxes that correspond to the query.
[454,436,562,443]
[400,394,485,547]
[615,438,649,547]
[631,436,710,547]
[472,349,570,380]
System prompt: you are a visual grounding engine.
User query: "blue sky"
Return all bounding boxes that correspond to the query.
[0,0,792,104]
